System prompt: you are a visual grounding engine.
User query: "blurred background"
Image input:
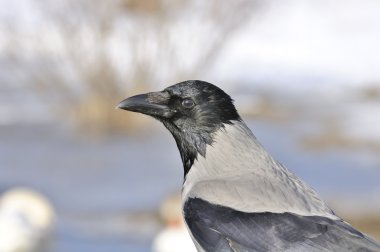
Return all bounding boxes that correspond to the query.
[0,0,379,251]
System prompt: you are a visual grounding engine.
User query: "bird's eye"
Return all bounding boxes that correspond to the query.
[181,98,195,108]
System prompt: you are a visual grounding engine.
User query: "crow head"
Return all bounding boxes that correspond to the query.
[117,80,240,175]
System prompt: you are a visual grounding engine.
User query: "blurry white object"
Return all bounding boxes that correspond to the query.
[153,224,196,252]
[0,188,55,252]
[152,194,196,252]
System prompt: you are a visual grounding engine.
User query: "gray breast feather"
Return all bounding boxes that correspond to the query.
[183,121,335,217]
[184,197,380,252]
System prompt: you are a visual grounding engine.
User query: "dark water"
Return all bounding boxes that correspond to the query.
[0,121,379,251]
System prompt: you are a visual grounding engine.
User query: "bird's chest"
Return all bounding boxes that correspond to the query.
[182,156,333,218]
[181,122,334,218]
[181,155,271,213]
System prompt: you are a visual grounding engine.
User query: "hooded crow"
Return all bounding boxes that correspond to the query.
[118,80,380,252]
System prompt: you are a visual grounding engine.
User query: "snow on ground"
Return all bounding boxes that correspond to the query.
[211,0,380,88]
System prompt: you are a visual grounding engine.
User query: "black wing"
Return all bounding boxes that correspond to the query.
[184,197,380,252]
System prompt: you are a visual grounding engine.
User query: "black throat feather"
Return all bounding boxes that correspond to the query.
[162,121,216,176]
[162,117,240,178]
[160,80,241,178]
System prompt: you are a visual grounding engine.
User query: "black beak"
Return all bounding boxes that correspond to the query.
[117,91,174,118]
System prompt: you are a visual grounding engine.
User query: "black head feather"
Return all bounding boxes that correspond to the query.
[118,80,241,176]
[160,80,240,175]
